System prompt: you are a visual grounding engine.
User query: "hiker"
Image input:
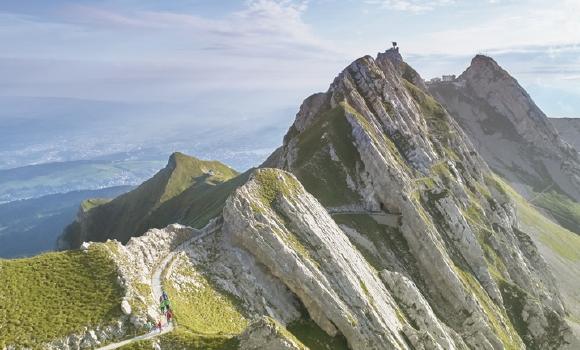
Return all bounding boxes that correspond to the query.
[166,309,173,323]
[162,290,168,301]
[164,299,171,310]
[159,302,165,313]
[157,319,163,332]
[145,321,153,332]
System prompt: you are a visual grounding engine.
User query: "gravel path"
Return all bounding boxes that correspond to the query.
[96,229,216,350]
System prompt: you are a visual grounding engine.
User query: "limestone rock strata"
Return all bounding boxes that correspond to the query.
[103,224,195,326]
[224,169,408,349]
[42,321,127,350]
[265,48,575,349]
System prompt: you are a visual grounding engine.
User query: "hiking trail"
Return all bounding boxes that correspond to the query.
[96,229,214,349]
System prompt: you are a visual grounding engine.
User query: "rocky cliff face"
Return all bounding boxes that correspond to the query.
[260,49,576,349]
[551,118,580,152]
[115,166,575,349]
[428,56,580,202]
[428,56,580,344]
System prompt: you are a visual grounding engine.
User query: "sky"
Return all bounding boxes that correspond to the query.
[1,0,579,168]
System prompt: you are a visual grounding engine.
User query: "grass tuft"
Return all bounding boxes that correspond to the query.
[252,169,301,211]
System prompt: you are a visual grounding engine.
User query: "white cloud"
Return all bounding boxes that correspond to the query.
[365,0,455,13]
[65,0,331,58]
[563,75,580,81]
[404,0,580,55]
[0,0,347,105]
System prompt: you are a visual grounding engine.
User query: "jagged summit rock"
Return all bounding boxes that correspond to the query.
[429,54,580,202]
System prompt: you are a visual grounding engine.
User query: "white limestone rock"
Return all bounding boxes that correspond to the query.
[121,298,132,315]
[238,317,306,350]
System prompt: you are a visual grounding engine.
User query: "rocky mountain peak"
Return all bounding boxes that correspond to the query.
[460,54,559,138]
[377,47,403,66]
[430,54,580,201]
[461,54,523,91]
[167,151,188,169]
[264,48,575,349]
[467,54,503,73]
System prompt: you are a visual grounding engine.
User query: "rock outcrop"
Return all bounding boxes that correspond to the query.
[238,317,307,350]
[102,224,195,327]
[44,321,128,350]
[428,56,580,346]
[224,169,409,349]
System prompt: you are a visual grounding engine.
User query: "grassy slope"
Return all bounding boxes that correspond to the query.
[292,106,362,207]
[118,330,239,350]
[492,176,580,262]
[81,198,113,213]
[147,170,252,230]
[0,245,123,348]
[61,153,240,247]
[162,255,247,347]
[490,175,580,343]
[534,190,580,236]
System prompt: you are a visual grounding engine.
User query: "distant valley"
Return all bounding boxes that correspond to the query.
[0,186,131,258]
[0,159,164,204]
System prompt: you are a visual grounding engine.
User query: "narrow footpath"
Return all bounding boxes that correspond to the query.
[96,229,215,349]
[96,254,175,350]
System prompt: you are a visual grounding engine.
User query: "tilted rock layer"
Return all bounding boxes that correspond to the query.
[264,48,577,349]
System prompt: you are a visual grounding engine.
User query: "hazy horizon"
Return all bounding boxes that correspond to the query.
[1,0,579,172]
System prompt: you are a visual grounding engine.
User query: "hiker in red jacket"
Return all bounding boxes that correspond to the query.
[166,309,173,323]
[157,319,162,332]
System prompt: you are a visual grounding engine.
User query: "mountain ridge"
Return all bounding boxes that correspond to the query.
[6,47,579,350]
[428,55,580,203]
[263,48,576,349]
[57,152,239,248]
